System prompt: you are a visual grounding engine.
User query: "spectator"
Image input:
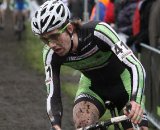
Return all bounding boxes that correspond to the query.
[115,0,137,36]
[9,0,30,31]
[149,0,160,49]
[149,0,160,120]
[126,0,155,52]
[0,0,7,29]
[132,0,142,36]
[69,0,84,20]
[103,0,115,24]
[88,0,95,17]
[90,0,109,21]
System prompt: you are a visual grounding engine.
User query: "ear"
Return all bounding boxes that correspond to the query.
[66,23,74,33]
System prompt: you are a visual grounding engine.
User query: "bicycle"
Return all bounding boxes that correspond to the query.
[77,101,140,130]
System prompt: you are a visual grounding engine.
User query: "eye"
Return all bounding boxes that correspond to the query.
[49,34,60,40]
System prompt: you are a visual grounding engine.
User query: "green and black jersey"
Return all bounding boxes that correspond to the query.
[43,21,146,126]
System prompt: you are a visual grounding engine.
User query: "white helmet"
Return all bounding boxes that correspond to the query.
[31,0,70,35]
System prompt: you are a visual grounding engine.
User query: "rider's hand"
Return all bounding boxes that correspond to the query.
[51,125,61,130]
[123,100,143,124]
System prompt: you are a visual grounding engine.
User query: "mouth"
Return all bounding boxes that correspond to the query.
[54,48,63,54]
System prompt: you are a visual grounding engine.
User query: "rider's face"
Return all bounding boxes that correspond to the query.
[40,24,71,56]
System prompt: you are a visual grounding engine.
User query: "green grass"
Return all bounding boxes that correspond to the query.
[24,23,44,73]
[61,82,78,100]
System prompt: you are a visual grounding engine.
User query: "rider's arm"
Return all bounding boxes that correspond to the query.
[43,45,63,128]
[94,22,146,104]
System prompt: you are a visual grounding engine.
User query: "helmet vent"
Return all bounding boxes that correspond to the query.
[61,9,65,17]
[51,20,61,28]
[41,16,49,27]
[41,8,47,16]
[48,15,55,27]
[67,15,69,19]
[35,11,38,18]
[49,6,54,11]
[33,22,39,29]
[56,4,63,13]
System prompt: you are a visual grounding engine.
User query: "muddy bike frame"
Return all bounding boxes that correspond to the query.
[77,101,140,130]
[77,115,128,130]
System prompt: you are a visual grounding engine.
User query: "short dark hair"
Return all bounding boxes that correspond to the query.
[69,18,82,32]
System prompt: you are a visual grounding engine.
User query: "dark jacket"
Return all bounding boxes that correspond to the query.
[126,0,155,51]
[116,0,137,36]
[149,0,160,49]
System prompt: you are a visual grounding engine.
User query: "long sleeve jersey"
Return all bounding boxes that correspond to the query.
[42,21,146,126]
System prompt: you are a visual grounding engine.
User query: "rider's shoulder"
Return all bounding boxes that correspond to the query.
[80,21,100,31]
[82,21,110,30]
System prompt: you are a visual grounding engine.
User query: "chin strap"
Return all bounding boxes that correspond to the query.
[67,31,74,53]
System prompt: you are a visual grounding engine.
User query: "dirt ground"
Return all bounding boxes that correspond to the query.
[0,9,74,130]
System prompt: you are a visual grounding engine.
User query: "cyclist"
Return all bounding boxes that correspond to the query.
[31,0,148,130]
[0,0,7,29]
[9,0,30,30]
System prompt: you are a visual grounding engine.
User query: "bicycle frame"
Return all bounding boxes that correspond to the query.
[77,101,140,130]
[77,115,129,130]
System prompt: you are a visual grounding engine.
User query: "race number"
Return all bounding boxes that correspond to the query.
[45,65,52,85]
[111,41,132,61]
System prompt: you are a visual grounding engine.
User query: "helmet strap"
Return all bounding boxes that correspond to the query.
[66,30,74,53]
[69,35,74,53]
